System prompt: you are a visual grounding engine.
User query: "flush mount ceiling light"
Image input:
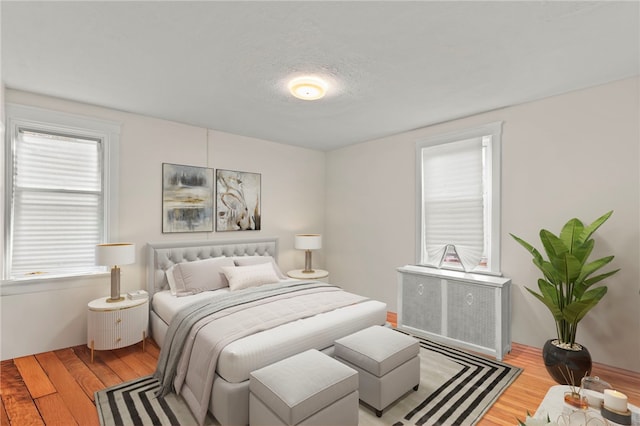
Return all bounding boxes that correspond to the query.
[288,76,328,100]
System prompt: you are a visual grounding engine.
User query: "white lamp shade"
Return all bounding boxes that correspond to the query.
[295,234,322,250]
[96,243,136,266]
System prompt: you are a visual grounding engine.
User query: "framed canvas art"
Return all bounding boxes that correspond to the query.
[162,163,214,233]
[216,169,261,231]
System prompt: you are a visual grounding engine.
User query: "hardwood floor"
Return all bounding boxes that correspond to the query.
[1,341,160,426]
[1,327,639,425]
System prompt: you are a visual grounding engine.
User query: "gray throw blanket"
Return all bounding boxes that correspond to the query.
[153,280,333,398]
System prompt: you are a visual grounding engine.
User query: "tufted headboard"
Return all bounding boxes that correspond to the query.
[146,237,279,298]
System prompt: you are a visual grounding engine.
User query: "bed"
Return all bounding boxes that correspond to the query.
[146,237,387,426]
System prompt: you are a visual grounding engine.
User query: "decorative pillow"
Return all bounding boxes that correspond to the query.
[165,266,178,295]
[232,255,286,279]
[171,257,235,294]
[222,262,281,291]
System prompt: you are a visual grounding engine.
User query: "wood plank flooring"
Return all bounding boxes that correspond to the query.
[1,323,639,425]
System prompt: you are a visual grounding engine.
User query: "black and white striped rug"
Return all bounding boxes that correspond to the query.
[364,335,522,426]
[95,374,217,426]
[95,334,521,426]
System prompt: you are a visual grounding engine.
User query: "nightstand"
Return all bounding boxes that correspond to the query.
[287,269,329,282]
[87,295,149,362]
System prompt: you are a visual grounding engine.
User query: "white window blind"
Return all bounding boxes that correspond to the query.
[10,129,104,277]
[416,122,502,275]
[421,137,485,271]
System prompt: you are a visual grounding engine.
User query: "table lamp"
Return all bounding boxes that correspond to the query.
[294,234,322,273]
[96,243,135,302]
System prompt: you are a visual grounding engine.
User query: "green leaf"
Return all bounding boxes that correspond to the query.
[581,269,620,289]
[537,278,560,306]
[577,256,615,282]
[540,230,568,262]
[510,233,543,264]
[579,211,613,244]
[566,254,583,284]
[572,238,594,265]
[562,287,608,324]
[528,284,563,321]
[540,231,580,283]
[560,218,584,255]
[533,258,562,284]
[575,268,619,299]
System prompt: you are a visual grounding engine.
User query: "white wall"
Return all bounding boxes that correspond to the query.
[0,89,325,360]
[325,77,640,372]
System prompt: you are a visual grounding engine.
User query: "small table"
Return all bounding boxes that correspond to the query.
[535,385,639,425]
[287,269,329,281]
[87,295,149,362]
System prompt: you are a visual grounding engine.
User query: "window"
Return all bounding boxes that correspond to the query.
[416,122,502,275]
[3,104,121,282]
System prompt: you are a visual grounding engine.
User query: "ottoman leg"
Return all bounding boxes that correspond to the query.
[414,384,419,391]
[376,408,383,417]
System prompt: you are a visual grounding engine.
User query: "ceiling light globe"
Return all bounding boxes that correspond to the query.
[288,76,328,100]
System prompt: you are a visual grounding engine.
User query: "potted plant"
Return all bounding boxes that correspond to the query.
[510,211,620,386]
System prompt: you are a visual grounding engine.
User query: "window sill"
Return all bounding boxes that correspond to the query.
[0,271,108,296]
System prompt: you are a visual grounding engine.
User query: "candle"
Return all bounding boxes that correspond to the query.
[604,389,628,413]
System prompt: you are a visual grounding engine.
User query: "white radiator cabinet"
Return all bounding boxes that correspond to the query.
[397,265,511,360]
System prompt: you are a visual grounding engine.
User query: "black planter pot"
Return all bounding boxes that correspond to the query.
[542,339,592,386]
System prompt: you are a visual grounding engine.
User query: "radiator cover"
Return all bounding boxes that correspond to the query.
[397,265,511,360]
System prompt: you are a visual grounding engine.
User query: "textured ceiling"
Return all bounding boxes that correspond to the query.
[2,1,639,151]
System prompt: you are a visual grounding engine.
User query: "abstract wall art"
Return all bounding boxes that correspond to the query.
[215,169,261,231]
[162,163,214,233]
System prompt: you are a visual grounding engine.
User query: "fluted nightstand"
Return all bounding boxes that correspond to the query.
[87,295,149,362]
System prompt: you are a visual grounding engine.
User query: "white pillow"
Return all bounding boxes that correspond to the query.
[165,266,178,295]
[222,262,280,291]
[232,255,286,279]
[171,257,235,293]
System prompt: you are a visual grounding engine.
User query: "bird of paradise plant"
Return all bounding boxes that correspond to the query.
[510,211,620,348]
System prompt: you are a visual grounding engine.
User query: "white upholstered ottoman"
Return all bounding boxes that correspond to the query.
[249,349,359,425]
[334,325,420,417]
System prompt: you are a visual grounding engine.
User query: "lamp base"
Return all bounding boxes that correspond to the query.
[108,266,123,303]
[303,250,315,274]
